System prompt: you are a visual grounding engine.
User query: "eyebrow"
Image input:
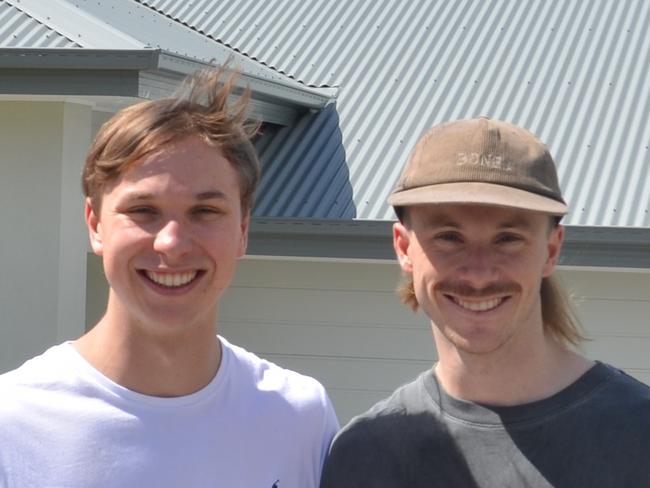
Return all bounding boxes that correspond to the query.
[424,214,534,230]
[426,217,460,228]
[422,213,463,228]
[195,190,228,200]
[498,217,534,230]
[121,190,228,201]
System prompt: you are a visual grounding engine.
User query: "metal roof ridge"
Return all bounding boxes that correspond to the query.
[6,0,145,49]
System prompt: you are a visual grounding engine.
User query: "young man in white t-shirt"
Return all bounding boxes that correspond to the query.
[0,68,338,488]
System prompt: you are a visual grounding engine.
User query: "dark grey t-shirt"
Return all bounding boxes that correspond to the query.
[321,362,650,487]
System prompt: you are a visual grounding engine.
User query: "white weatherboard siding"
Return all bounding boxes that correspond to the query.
[0,101,90,374]
[220,258,650,424]
[568,268,650,384]
[219,258,435,424]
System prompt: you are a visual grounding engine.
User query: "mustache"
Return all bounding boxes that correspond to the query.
[436,281,521,298]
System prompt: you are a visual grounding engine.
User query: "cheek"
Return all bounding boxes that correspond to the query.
[101,227,151,266]
[100,239,129,273]
[411,246,452,281]
[198,224,243,256]
[504,251,548,291]
[409,255,441,299]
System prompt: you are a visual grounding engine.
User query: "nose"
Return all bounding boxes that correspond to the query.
[153,220,192,259]
[457,246,499,290]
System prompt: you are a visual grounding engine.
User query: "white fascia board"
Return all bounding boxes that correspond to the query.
[157,51,335,109]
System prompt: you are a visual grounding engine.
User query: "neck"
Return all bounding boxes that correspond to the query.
[433,328,593,406]
[74,309,222,397]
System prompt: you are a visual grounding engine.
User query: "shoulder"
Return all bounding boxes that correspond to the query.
[563,362,650,442]
[321,372,442,486]
[593,362,650,404]
[350,369,433,421]
[0,343,73,390]
[596,362,650,411]
[330,371,433,453]
[219,336,336,419]
[219,336,339,458]
[0,343,76,420]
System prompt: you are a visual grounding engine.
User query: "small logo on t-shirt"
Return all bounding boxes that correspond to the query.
[271,480,280,488]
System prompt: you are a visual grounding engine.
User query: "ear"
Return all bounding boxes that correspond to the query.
[85,198,104,256]
[237,214,250,258]
[393,222,413,272]
[542,224,564,277]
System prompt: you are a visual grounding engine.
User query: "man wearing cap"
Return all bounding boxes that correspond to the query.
[320,117,650,487]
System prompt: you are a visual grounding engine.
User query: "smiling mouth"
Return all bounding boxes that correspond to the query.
[448,295,507,312]
[143,270,200,288]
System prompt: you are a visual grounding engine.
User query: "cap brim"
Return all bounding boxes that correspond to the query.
[388,182,568,216]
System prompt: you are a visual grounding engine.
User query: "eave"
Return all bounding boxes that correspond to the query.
[0,48,336,125]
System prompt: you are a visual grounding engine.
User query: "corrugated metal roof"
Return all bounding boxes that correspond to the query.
[0,0,335,104]
[137,0,650,227]
[254,106,355,219]
[4,0,145,48]
[0,1,79,47]
[77,0,337,98]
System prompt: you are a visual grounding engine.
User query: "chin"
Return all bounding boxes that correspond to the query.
[440,326,513,356]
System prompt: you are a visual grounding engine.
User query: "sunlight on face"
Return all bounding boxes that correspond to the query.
[394,204,563,356]
[86,136,249,335]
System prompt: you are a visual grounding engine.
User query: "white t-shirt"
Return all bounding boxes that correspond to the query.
[0,336,339,488]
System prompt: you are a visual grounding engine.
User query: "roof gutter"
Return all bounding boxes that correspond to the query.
[247,219,650,269]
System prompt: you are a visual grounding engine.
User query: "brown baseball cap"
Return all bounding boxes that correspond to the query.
[388,117,568,216]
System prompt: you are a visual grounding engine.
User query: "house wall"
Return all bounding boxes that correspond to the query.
[218,258,650,424]
[0,101,90,373]
[85,252,109,331]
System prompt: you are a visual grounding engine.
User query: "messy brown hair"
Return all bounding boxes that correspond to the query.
[82,66,260,214]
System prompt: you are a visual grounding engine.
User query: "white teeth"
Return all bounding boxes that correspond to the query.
[453,297,503,312]
[145,271,197,288]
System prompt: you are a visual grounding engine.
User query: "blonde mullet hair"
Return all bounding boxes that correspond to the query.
[540,274,586,346]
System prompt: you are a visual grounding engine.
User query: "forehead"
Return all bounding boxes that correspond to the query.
[407,204,549,229]
[105,136,239,196]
